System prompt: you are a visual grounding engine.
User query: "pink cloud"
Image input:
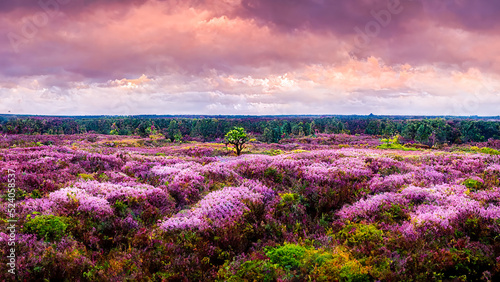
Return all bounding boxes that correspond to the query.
[1,0,500,115]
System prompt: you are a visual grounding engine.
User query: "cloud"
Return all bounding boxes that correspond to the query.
[1,1,351,79]
[1,56,499,115]
[1,0,500,115]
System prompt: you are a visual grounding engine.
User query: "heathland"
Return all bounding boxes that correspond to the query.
[0,117,499,281]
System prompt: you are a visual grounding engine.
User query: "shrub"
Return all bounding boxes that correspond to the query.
[265,243,308,270]
[337,222,384,247]
[377,143,418,151]
[470,146,500,155]
[463,178,484,191]
[377,135,420,151]
[24,214,68,242]
[218,259,278,282]
[264,244,372,281]
[280,193,299,204]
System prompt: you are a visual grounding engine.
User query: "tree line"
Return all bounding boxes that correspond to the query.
[1,116,499,146]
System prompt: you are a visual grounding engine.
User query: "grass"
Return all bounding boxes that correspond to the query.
[376,143,419,151]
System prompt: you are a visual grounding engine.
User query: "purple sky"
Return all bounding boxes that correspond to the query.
[1,0,499,115]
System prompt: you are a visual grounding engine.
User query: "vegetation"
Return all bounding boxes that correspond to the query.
[0,122,499,281]
[224,127,249,156]
[23,214,68,242]
[377,135,419,151]
[1,115,500,147]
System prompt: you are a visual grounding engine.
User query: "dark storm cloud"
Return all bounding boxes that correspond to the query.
[236,0,500,32]
[0,0,150,13]
[236,0,422,33]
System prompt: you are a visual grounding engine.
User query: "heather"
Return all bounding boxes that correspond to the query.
[2,116,500,147]
[1,133,499,281]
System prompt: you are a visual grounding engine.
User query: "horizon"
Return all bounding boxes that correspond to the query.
[1,0,500,115]
[0,113,500,119]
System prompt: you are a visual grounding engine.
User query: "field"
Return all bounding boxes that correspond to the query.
[1,133,499,281]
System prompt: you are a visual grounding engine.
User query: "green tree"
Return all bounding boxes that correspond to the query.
[365,120,381,135]
[167,120,181,142]
[308,121,316,136]
[109,122,119,135]
[225,127,249,156]
[460,120,485,142]
[263,127,273,143]
[402,121,418,140]
[282,121,292,137]
[416,122,433,145]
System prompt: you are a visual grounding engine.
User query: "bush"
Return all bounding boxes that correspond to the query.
[470,146,500,155]
[377,143,419,151]
[218,259,278,282]
[463,178,484,191]
[262,244,372,281]
[311,249,371,282]
[24,214,68,242]
[337,223,384,247]
[280,193,299,204]
[265,243,308,270]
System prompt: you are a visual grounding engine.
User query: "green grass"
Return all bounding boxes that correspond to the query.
[376,143,419,151]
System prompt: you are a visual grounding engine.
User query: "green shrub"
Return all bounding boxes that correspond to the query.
[339,262,372,282]
[479,147,500,155]
[265,243,308,270]
[24,214,68,242]
[377,135,421,151]
[381,135,400,145]
[337,223,384,247]
[377,143,418,151]
[470,146,500,155]
[280,193,299,204]
[303,248,333,267]
[227,245,375,281]
[463,179,483,191]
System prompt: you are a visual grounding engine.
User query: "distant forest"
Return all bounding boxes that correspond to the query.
[1,115,500,146]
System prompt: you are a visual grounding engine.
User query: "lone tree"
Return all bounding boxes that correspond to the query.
[225,127,249,156]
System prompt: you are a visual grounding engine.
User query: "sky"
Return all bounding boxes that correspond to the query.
[0,0,499,116]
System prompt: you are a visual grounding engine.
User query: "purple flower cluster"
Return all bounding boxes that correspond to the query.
[338,183,500,239]
[49,187,114,218]
[160,183,272,231]
[73,181,169,204]
[368,174,411,193]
